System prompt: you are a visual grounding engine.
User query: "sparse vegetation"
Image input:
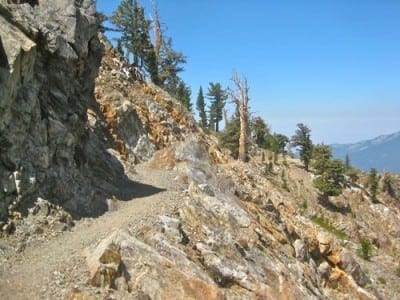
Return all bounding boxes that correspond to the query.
[377,277,386,285]
[357,237,372,260]
[310,215,347,239]
[300,199,308,211]
[395,266,400,277]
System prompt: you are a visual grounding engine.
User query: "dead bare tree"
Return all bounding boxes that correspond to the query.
[229,71,250,162]
[151,0,162,61]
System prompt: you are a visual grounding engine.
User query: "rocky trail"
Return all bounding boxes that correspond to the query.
[0,163,183,299]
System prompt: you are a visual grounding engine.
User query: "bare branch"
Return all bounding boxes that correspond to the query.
[229,70,250,162]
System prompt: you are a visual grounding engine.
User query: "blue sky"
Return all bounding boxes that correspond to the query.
[97,0,400,144]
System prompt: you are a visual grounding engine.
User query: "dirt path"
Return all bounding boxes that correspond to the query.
[0,163,183,299]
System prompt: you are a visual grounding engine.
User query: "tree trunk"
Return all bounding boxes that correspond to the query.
[152,1,162,62]
[238,102,248,162]
[230,71,250,162]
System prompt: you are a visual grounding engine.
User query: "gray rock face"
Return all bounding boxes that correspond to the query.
[0,1,135,223]
[339,249,370,287]
[294,239,308,261]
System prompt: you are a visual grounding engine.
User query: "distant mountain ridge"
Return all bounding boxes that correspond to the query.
[331,131,400,173]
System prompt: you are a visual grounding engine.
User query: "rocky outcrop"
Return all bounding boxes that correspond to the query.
[0,1,148,225]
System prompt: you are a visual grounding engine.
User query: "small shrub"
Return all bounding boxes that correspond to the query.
[377,277,386,285]
[395,266,400,277]
[358,237,372,260]
[300,199,308,210]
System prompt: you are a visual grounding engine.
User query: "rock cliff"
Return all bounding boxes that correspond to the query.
[1,2,400,300]
[0,0,147,225]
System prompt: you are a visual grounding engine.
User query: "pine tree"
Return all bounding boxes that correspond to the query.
[313,159,345,198]
[274,134,289,154]
[111,0,151,67]
[291,123,313,171]
[111,0,187,88]
[312,144,332,175]
[207,82,227,132]
[158,37,186,94]
[311,144,346,198]
[219,113,241,159]
[176,81,192,111]
[149,2,187,91]
[251,117,269,147]
[196,87,207,129]
[143,45,160,84]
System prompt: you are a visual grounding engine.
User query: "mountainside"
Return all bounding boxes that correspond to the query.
[331,131,400,173]
[1,2,400,300]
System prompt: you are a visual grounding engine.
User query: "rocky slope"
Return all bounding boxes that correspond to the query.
[1,1,400,299]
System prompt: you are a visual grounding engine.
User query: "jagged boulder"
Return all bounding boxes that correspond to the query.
[86,230,223,299]
[86,234,122,288]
